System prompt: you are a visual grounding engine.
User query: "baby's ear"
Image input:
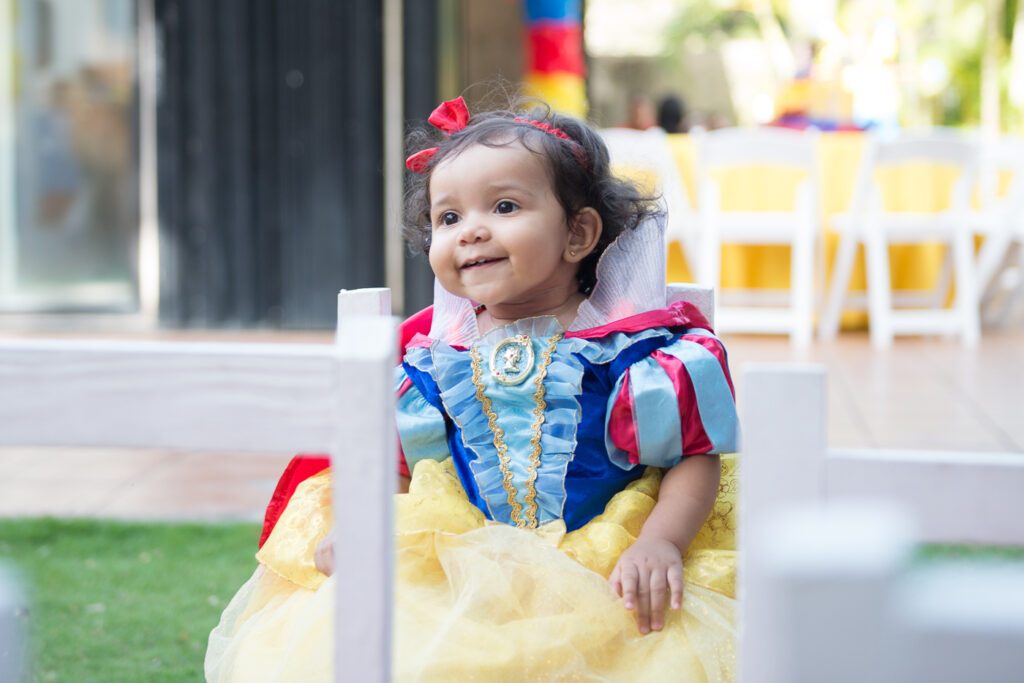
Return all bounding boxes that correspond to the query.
[565,208,602,263]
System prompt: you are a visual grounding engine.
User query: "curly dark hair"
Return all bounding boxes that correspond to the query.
[403,98,661,294]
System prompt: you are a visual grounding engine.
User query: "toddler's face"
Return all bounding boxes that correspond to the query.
[427,142,580,320]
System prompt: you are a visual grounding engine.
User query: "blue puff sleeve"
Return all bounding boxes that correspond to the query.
[394,365,451,473]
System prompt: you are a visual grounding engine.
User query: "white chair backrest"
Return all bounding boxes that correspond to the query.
[694,125,821,222]
[870,127,976,164]
[695,125,819,169]
[666,282,715,329]
[599,127,695,259]
[851,128,978,215]
[0,320,396,682]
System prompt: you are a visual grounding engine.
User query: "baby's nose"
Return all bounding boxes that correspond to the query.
[458,215,490,243]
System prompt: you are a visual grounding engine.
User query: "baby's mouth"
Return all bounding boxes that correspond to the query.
[461,257,505,270]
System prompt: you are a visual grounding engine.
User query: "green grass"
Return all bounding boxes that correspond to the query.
[2,519,1021,682]
[0,518,261,682]
[916,543,1024,562]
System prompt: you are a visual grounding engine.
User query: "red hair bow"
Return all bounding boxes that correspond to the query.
[405,96,470,172]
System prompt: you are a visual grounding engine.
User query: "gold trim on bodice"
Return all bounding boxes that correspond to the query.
[469,332,563,528]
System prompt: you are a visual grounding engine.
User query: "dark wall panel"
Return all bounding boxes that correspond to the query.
[156,0,385,328]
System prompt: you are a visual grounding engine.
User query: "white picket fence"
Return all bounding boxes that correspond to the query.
[0,313,396,682]
[740,364,1024,682]
[5,286,1024,681]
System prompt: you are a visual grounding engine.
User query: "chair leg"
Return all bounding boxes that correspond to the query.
[819,228,859,340]
[929,246,954,310]
[791,231,815,348]
[981,242,1023,327]
[1005,244,1024,325]
[953,229,980,346]
[975,230,1013,302]
[865,230,893,348]
[696,217,721,294]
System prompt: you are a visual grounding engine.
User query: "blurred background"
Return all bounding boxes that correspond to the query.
[3,6,1023,679]
[2,0,1021,329]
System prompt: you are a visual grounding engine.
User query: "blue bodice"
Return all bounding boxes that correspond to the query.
[395,315,737,531]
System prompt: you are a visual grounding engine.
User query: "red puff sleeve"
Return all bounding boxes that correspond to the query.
[258,306,435,547]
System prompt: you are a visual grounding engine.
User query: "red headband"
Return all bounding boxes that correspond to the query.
[405,97,469,172]
[405,97,588,173]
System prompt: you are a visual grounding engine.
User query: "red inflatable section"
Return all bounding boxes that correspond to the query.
[527,24,584,76]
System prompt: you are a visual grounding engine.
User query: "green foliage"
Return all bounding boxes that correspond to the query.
[1003,0,1020,43]
[889,0,1021,129]
[662,0,1023,130]
[664,1,761,47]
[0,518,260,682]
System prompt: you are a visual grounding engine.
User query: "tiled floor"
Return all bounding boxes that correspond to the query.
[724,327,1024,453]
[1,326,1021,522]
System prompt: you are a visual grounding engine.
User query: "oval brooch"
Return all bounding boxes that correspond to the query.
[489,334,535,386]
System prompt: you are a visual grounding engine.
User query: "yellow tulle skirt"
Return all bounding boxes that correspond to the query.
[206,456,738,682]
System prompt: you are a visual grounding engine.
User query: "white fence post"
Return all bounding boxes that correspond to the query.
[894,563,1024,682]
[739,364,827,683]
[751,502,915,683]
[0,565,28,682]
[332,315,395,682]
[337,288,391,333]
[740,362,1024,682]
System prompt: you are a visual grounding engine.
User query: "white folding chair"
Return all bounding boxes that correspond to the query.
[819,128,981,347]
[740,364,1024,682]
[691,126,821,347]
[0,317,396,682]
[599,127,696,265]
[972,136,1024,327]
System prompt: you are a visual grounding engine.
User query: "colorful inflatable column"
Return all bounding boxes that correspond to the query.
[522,0,586,118]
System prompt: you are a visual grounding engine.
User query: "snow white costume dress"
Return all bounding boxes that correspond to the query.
[205,216,741,681]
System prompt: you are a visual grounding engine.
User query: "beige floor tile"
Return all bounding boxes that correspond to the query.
[10,448,175,481]
[0,477,122,517]
[96,478,278,521]
[155,451,295,482]
[0,449,43,477]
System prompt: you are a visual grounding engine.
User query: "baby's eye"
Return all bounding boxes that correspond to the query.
[495,200,518,214]
[438,211,459,226]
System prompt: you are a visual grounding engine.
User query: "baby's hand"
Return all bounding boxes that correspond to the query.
[608,536,683,634]
[314,530,335,576]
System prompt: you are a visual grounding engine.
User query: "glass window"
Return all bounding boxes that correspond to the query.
[1,0,138,312]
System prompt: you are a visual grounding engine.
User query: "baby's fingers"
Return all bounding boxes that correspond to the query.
[607,564,623,597]
[648,571,667,632]
[668,563,684,610]
[314,533,335,576]
[619,563,639,610]
[634,568,652,634]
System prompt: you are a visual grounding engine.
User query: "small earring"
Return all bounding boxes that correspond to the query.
[570,250,576,257]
